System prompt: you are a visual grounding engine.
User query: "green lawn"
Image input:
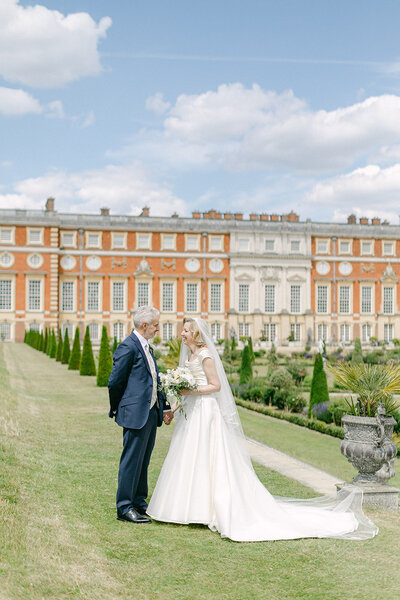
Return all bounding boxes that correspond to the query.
[1,343,400,600]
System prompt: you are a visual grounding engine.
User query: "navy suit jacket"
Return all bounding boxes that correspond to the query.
[108,332,168,429]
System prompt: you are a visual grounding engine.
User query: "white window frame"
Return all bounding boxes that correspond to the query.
[136,233,152,250]
[111,280,126,313]
[161,281,175,313]
[338,239,352,255]
[264,284,275,313]
[316,285,329,314]
[290,285,301,314]
[27,227,44,246]
[26,278,43,312]
[185,235,200,251]
[362,323,372,343]
[62,321,74,339]
[162,322,174,342]
[111,232,127,250]
[263,323,277,342]
[316,239,330,254]
[383,287,394,315]
[0,322,12,341]
[61,231,77,248]
[113,322,125,342]
[209,236,223,252]
[0,278,14,312]
[136,280,151,308]
[382,241,395,256]
[360,286,373,315]
[86,232,102,249]
[238,284,250,313]
[61,280,75,313]
[89,322,99,342]
[290,240,301,253]
[384,323,394,343]
[86,279,102,313]
[238,323,250,338]
[0,252,14,268]
[185,282,199,313]
[264,239,275,253]
[211,322,222,340]
[360,239,374,256]
[340,323,351,344]
[0,227,15,245]
[317,323,329,342]
[161,234,176,251]
[290,323,301,342]
[209,282,223,313]
[338,285,351,314]
[238,238,250,252]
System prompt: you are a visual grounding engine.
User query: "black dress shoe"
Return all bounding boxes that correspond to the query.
[133,506,148,516]
[117,508,151,524]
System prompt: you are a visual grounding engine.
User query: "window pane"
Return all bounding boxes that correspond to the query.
[112,282,125,311]
[29,230,41,243]
[340,324,351,342]
[138,234,150,249]
[89,322,99,341]
[317,286,328,313]
[290,241,300,252]
[113,322,125,342]
[362,242,372,254]
[163,235,174,250]
[362,324,371,343]
[340,241,350,253]
[339,286,350,314]
[186,283,198,312]
[137,282,149,307]
[238,239,249,251]
[238,284,249,312]
[87,282,99,312]
[0,280,12,310]
[361,287,372,313]
[88,233,99,247]
[317,324,328,341]
[384,324,393,342]
[162,322,173,342]
[62,233,74,246]
[264,285,275,313]
[113,234,125,248]
[317,241,328,253]
[290,285,301,313]
[0,322,11,340]
[383,287,393,314]
[28,280,41,311]
[290,323,301,341]
[210,283,221,312]
[62,321,74,339]
[210,237,222,251]
[162,283,174,312]
[0,229,12,242]
[265,240,275,252]
[238,323,250,337]
[61,281,74,312]
[211,323,221,339]
[263,323,277,342]
[187,237,198,250]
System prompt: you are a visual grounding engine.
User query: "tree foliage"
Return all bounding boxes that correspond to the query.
[309,353,329,418]
[56,331,63,362]
[352,337,363,364]
[61,329,70,365]
[97,326,113,386]
[68,327,81,370]
[80,326,96,376]
[239,344,253,384]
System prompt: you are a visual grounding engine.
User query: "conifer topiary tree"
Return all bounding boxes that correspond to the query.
[239,344,253,384]
[352,337,363,364]
[68,327,81,370]
[112,336,118,355]
[223,338,230,361]
[97,325,113,386]
[267,342,279,369]
[231,336,237,352]
[39,332,44,352]
[80,326,96,376]
[56,331,63,362]
[44,328,49,354]
[308,352,329,418]
[248,336,255,363]
[62,329,70,365]
[49,329,57,358]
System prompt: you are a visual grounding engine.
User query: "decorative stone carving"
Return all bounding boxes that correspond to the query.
[0,252,14,268]
[134,257,153,276]
[361,263,374,273]
[60,255,76,271]
[27,253,43,269]
[86,255,102,271]
[185,258,200,273]
[340,409,397,484]
[112,257,127,269]
[162,259,176,270]
[209,258,223,273]
[316,261,330,275]
[380,263,398,283]
[338,261,352,276]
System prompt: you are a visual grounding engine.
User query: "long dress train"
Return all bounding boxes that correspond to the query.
[147,348,378,542]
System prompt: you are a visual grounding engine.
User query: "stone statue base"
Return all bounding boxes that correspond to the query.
[336,482,399,512]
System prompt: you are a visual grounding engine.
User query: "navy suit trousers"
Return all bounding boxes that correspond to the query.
[116,404,158,515]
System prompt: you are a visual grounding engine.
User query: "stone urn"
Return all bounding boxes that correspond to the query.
[340,408,398,484]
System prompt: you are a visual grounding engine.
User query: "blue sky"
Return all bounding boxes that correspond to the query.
[2,0,400,222]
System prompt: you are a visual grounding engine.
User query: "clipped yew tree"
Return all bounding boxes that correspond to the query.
[97,325,113,386]
[56,331,63,362]
[248,336,255,363]
[352,337,363,364]
[49,329,57,358]
[68,327,81,370]
[44,328,49,354]
[62,329,70,365]
[80,326,96,376]
[112,337,118,355]
[308,352,329,418]
[239,344,253,384]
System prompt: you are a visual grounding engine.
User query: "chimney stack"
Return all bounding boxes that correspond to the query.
[45,197,55,212]
[100,207,110,216]
[347,214,357,224]
[140,206,150,217]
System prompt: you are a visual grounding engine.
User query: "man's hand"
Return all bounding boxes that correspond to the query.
[163,410,174,425]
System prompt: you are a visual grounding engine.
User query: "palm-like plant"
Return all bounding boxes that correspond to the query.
[162,338,182,368]
[328,362,400,417]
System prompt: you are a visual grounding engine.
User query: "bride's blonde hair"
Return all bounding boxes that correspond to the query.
[183,317,206,348]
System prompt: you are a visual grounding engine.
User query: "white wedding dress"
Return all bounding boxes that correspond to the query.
[148,345,378,542]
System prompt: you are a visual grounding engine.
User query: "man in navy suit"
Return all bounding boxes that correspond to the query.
[108,306,173,523]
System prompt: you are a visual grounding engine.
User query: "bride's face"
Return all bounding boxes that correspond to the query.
[181,322,194,346]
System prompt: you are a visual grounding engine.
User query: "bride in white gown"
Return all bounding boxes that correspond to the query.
[147,317,378,542]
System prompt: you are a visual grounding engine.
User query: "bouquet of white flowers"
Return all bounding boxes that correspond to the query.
[159,367,197,417]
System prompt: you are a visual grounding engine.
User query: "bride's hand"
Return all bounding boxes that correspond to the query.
[179,388,191,396]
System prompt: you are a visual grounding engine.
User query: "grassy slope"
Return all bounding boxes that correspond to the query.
[0,343,399,600]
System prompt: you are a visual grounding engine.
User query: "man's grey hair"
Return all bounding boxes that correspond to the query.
[133,306,160,329]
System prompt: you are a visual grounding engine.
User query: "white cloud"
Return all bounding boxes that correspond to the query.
[0,86,42,115]
[128,84,400,174]
[0,0,111,88]
[81,110,95,128]
[0,86,65,117]
[145,92,171,115]
[0,162,187,217]
[303,163,400,223]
